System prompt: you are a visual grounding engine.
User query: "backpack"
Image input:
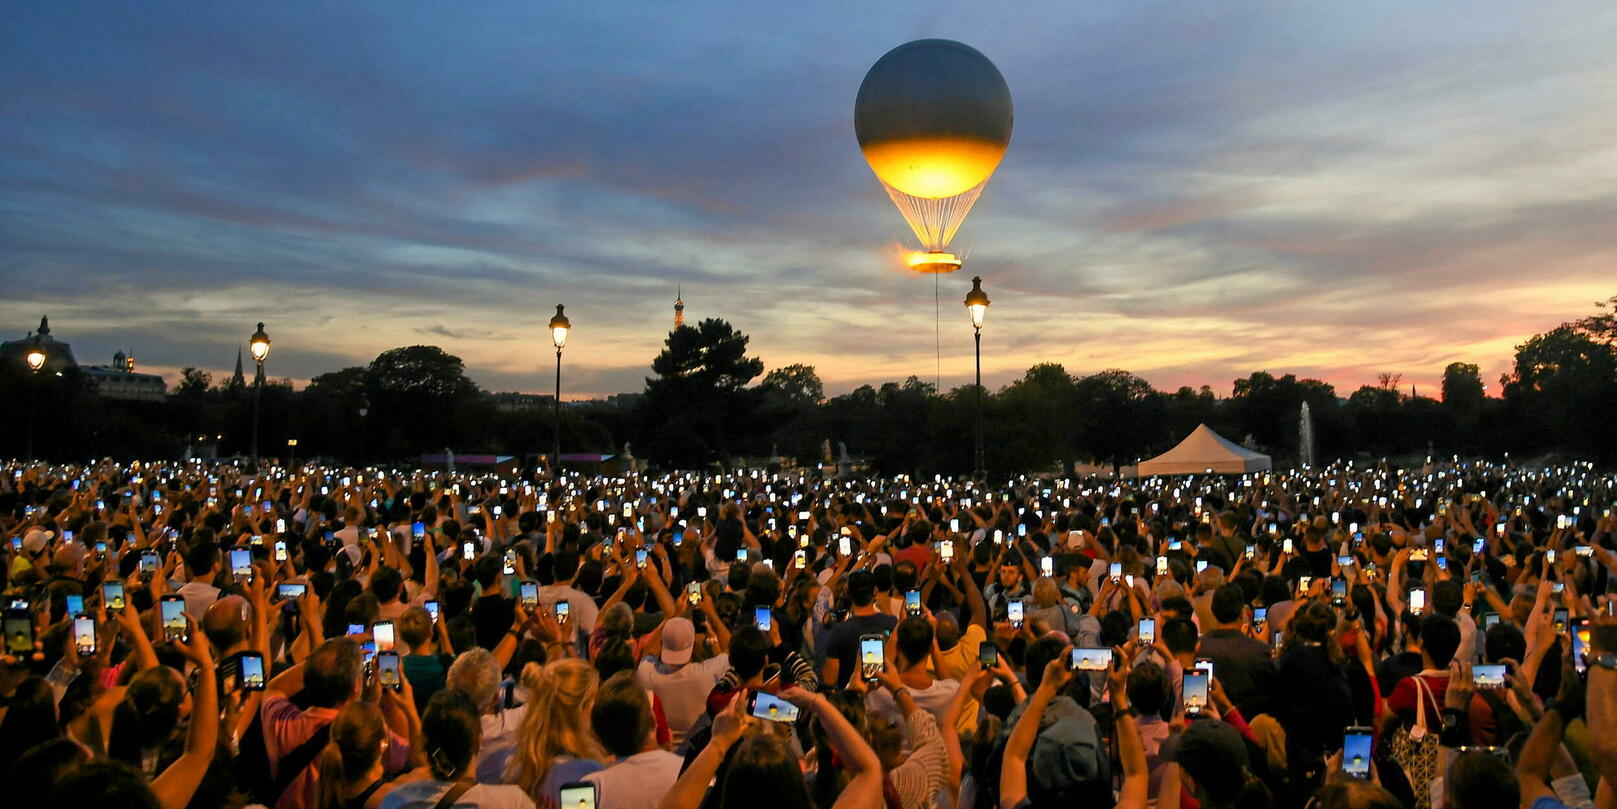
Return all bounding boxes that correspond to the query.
[237,708,332,807]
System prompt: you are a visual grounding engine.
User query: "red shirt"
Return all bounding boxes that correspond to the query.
[1386,672,1447,726]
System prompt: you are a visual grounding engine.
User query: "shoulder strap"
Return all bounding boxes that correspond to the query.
[271,723,333,803]
[1409,675,1433,732]
[432,780,476,809]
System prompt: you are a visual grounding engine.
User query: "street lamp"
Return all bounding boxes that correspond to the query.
[548,305,571,472]
[24,333,45,460]
[249,322,271,468]
[287,438,298,469]
[963,277,990,478]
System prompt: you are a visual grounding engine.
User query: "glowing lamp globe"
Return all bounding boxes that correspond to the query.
[549,305,571,349]
[249,322,271,363]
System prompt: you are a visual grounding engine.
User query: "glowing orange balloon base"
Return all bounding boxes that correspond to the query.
[906,251,963,274]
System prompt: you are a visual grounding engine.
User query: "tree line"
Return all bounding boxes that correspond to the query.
[3,296,1613,471]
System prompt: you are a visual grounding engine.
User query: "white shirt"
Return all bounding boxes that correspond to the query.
[176,580,221,621]
[583,750,683,809]
[477,703,529,784]
[865,677,961,735]
[634,654,729,744]
[540,584,598,633]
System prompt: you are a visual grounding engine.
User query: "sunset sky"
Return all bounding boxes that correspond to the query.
[3,2,1614,400]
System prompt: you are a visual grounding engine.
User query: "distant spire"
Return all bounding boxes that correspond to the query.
[674,285,685,329]
[37,316,50,337]
[230,348,246,389]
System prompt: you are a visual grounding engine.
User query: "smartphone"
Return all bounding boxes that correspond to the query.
[277,582,307,602]
[377,650,403,691]
[140,552,160,578]
[373,620,396,652]
[103,581,126,613]
[1109,562,1123,582]
[1253,606,1268,629]
[1331,578,1348,607]
[1473,663,1507,689]
[348,623,366,637]
[1071,647,1113,671]
[1434,538,1446,555]
[697,507,708,518]
[1283,538,1294,554]
[462,541,476,561]
[230,547,253,583]
[412,521,426,539]
[558,782,598,809]
[904,590,922,616]
[240,651,267,691]
[747,689,801,723]
[4,613,34,655]
[520,580,539,609]
[503,549,517,575]
[1409,588,1426,615]
[1194,658,1215,679]
[1008,599,1025,629]
[1554,608,1569,634]
[1575,619,1591,673]
[1183,671,1210,715]
[979,643,999,668]
[555,601,570,622]
[1156,556,1169,576]
[160,595,187,642]
[839,536,852,556]
[1138,618,1156,645]
[1343,727,1373,779]
[635,548,648,568]
[274,539,288,561]
[859,634,884,680]
[1546,549,1557,565]
[755,606,772,632]
[65,594,84,616]
[1041,556,1054,577]
[425,601,441,623]
[73,614,97,656]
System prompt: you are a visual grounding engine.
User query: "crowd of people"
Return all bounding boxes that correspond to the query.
[2,457,1616,809]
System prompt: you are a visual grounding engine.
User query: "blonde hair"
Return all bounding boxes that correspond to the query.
[1033,577,1061,608]
[503,659,607,798]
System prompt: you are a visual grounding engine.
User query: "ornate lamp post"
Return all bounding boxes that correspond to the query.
[548,305,571,473]
[249,322,271,467]
[963,277,990,478]
[24,334,46,460]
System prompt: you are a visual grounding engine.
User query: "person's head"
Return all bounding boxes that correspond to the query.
[447,647,502,714]
[305,638,364,708]
[1447,750,1520,809]
[894,617,933,669]
[1196,566,1226,594]
[1210,584,1247,627]
[594,637,636,680]
[718,730,814,809]
[185,539,218,577]
[599,602,634,641]
[1399,610,1423,650]
[472,555,501,590]
[846,570,876,608]
[728,626,771,681]
[934,610,961,650]
[1175,719,1254,807]
[1419,613,1461,669]
[504,660,606,794]
[1431,580,1463,617]
[49,758,162,809]
[0,737,88,809]
[107,666,185,766]
[202,595,248,652]
[997,557,1023,589]
[369,566,404,605]
[1161,616,1199,657]
[1033,576,1061,608]
[0,677,58,760]
[422,689,482,782]
[316,702,386,806]
[1127,661,1170,716]
[398,606,433,651]
[590,671,654,758]
[1314,780,1404,809]
[1024,635,1067,691]
[1284,601,1342,663]
[1483,622,1526,664]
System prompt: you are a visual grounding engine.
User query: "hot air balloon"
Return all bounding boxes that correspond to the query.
[855,39,1013,273]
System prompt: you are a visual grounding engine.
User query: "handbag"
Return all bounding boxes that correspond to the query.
[1385,675,1441,809]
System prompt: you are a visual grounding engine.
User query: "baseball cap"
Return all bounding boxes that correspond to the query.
[1165,718,1248,798]
[661,617,695,665]
[23,529,54,553]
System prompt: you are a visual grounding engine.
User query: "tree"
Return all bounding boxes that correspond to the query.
[759,364,824,405]
[1441,362,1484,438]
[1574,294,1617,343]
[1071,369,1165,471]
[1501,326,1617,456]
[641,319,765,465]
[364,346,484,456]
[176,367,213,399]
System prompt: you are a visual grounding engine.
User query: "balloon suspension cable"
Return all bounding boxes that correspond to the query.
[885,180,988,251]
[935,271,941,391]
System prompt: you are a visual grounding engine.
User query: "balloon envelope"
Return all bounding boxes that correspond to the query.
[855,39,1013,199]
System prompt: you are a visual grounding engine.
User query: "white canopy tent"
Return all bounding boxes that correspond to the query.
[1137,424,1271,476]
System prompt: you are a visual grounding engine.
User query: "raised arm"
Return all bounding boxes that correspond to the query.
[151,618,218,809]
